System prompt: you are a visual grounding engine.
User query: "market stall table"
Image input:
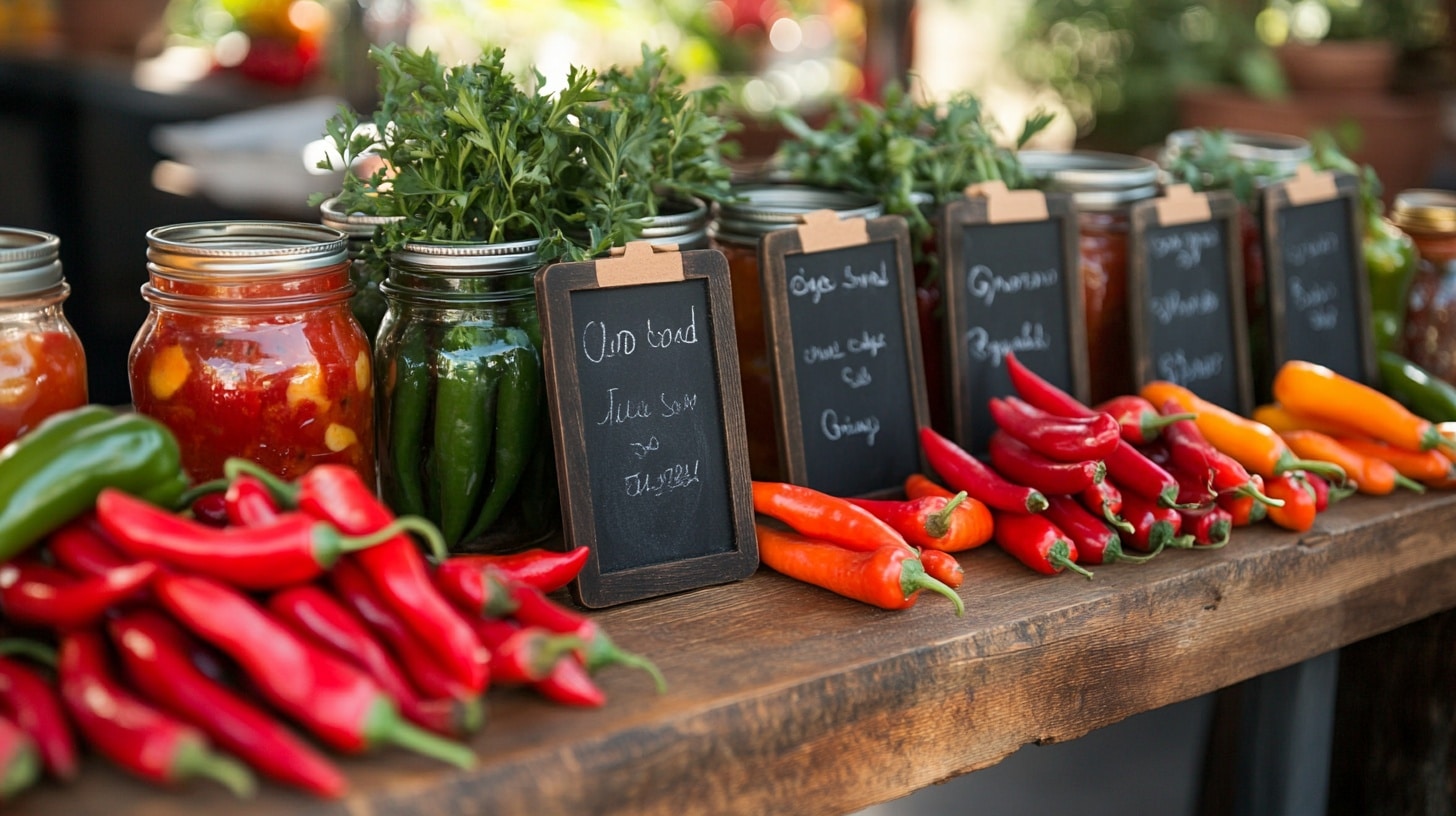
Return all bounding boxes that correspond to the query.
[12,489,1456,815]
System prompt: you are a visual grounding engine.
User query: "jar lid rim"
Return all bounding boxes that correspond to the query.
[1392,189,1456,232]
[0,227,63,295]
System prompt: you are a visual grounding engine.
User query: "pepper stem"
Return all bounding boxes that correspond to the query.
[222,457,300,507]
[899,557,966,615]
[1142,412,1198,438]
[1234,480,1285,507]
[1196,520,1232,549]
[171,739,256,798]
[365,699,476,770]
[1167,534,1197,550]
[336,515,448,562]
[1101,501,1136,535]
[923,491,967,539]
[1282,458,1347,488]
[1025,490,1050,513]
[584,633,668,693]
[1048,541,1093,580]
[0,639,56,666]
[1394,474,1427,494]
[174,478,230,510]
[0,741,39,800]
[1091,460,1107,484]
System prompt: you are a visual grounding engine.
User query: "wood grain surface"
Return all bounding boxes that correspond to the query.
[14,490,1456,816]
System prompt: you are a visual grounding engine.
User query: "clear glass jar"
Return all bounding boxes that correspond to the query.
[709,184,883,480]
[376,238,555,553]
[1021,150,1160,404]
[0,228,87,448]
[1392,190,1456,385]
[320,197,404,347]
[131,221,374,483]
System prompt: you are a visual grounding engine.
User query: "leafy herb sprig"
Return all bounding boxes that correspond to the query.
[1159,129,1277,208]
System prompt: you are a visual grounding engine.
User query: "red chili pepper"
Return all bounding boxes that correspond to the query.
[918,549,964,589]
[1005,353,1184,507]
[0,715,39,801]
[1079,479,1132,533]
[988,396,1121,462]
[1177,505,1232,548]
[486,627,586,686]
[95,489,443,591]
[1164,451,1217,506]
[534,657,606,708]
[266,585,484,738]
[752,482,909,552]
[0,558,157,630]
[919,426,1048,513]
[152,572,475,768]
[433,559,521,619]
[329,559,482,705]
[1160,402,1278,508]
[1095,394,1196,445]
[509,584,672,688]
[224,473,282,526]
[107,610,347,799]
[441,547,591,594]
[45,515,135,578]
[756,524,965,614]
[250,461,490,696]
[900,475,996,551]
[1118,490,1185,553]
[189,492,230,528]
[1265,472,1318,532]
[1302,472,1355,510]
[58,629,255,795]
[846,492,970,551]
[0,643,76,781]
[988,430,1106,495]
[990,510,1092,578]
[1216,482,1268,527]
[1042,495,1153,566]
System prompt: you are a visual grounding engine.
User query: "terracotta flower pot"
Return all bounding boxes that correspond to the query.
[54,0,170,57]
[1275,39,1399,96]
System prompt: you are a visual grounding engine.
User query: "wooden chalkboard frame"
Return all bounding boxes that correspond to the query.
[1127,187,1254,415]
[758,213,929,498]
[937,189,1089,452]
[1262,168,1376,386]
[536,244,758,608]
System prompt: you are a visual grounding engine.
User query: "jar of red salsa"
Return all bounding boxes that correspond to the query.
[130,221,374,483]
[709,184,882,480]
[1392,190,1456,384]
[0,228,87,448]
[1019,151,1160,404]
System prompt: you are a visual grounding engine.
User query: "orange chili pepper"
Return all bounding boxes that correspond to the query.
[1140,381,1346,485]
[752,482,906,553]
[1264,472,1317,533]
[917,550,964,589]
[754,524,964,614]
[1251,404,1362,438]
[1273,361,1456,455]
[902,474,995,551]
[1278,430,1420,496]
[1333,437,1455,483]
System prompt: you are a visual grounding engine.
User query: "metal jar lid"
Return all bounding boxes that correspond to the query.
[1162,129,1312,179]
[636,196,710,250]
[319,197,405,240]
[1018,150,1160,211]
[1391,189,1456,234]
[389,237,542,275]
[146,221,349,277]
[711,184,883,245]
[0,227,63,297]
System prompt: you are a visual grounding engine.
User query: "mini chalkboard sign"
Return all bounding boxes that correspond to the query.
[536,242,757,608]
[937,182,1088,456]
[758,211,928,498]
[1127,185,1253,415]
[1263,165,1376,386]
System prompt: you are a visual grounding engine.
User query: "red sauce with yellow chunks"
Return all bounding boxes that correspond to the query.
[0,329,87,448]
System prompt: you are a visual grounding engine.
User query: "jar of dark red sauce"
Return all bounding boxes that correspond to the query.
[0,228,87,448]
[130,221,374,483]
[1019,150,1159,403]
[1392,190,1456,384]
[709,184,882,479]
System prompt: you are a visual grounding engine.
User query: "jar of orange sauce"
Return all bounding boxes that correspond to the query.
[0,228,87,448]
[709,184,881,480]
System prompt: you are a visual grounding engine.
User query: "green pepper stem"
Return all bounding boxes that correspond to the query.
[1112,535,1162,564]
[222,458,300,507]
[1394,474,1427,494]
[1048,541,1093,580]
[366,699,476,770]
[1166,533,1197,550]
[172,739,256,798]
[1101,501,1136,535]
[1235,480,1285,507]
[174,478,230,510]
[0,740,39,800]
[584,633,668,694]
[899,558,966,615]
[1195,521,1231,550]
[1280,456,1347,488]
[1091,460,1107,484]
[1025,491,1049,513]
[1142,412,1198,437]
[924,491,967,539]
[0,639,57,666]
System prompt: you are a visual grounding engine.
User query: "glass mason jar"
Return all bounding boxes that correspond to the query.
[131,221,374,484]
[0,227,87,448]
[376,238,555,553]
[320,197,404,347]
[709,184,883,480]
[1020,150,1160,404]
[1391,190,1456,385]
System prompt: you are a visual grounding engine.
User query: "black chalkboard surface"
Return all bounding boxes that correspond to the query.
[937,188,1087,455]
[758,213,928,498]
[1128,187,1253,414]
[1263,167,1375,386]
[536,244,757,608]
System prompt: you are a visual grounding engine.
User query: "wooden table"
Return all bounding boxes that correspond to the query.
[14,490,1456,815]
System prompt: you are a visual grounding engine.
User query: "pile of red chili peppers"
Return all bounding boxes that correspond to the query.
[0,421,662,802]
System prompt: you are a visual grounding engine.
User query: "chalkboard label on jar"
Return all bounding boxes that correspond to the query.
[1128,186,1253,414]
[758,212,929,498]
[1263,166,1376,386]
[937,184,1088,455]
[536,243,757,608]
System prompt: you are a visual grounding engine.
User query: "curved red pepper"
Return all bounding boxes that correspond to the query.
[920,426,1047,513]
[96,489,443,591]
[1160,402,1277,508]
[224,473,282,527]
[1095,394,1196,445]
[45,515,134,578]
[189,492,230,528]
[756,525,965,614]
[152,572,475,768]
[1177,505,1233,548]
[990,510,1092,578]
[1217,479,1269,527]
[0,559,156,630]
[58,629,255,795]
[846,493,967,549]
[0,649,76,781]
[108,610,347,798]
[509,584,671,689]
[989,396,1120,462]
[441,547,590,594]
[900,476,996,552]
[1042,495,1154,566]
[988,431,1105,495]
[433,560,517,618]
[486,627,585,686]
[1080,479,1131,533]
[1118,490,1189,553]
[918,549,964,589]
[535,657,606,708]
[1265,472,1318,532]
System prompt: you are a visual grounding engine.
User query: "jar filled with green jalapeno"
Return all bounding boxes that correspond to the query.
[376,238,556,553]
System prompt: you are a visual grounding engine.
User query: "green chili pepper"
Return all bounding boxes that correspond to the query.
[1378,351,1456,423]
[461,328,541,543]
[382,322,432,518]
[433,326,508,548]
[0,406,189,562]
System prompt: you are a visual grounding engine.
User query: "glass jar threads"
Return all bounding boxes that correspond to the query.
[0,227,87,447]
[376,238,554,553]
[131,221,374,483]
[320,197,404,346]
[1391,190,1456,384]
[710,183,882,480]
[1020,150,1160,404]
